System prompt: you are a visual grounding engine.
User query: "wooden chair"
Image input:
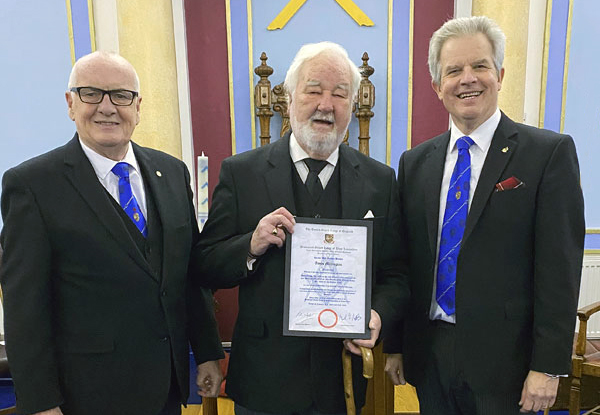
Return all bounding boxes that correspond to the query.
[541,301,600,415]
[569,300,600,415]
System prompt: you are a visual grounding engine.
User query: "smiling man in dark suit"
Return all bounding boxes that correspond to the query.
[378,16,585,415]
[0,51,223,415]
[193,41,409,415]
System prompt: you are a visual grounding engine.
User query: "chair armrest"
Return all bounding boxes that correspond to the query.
[575,301,600,357]
[577,301,600,320]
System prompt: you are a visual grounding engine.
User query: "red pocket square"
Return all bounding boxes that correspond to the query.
[495,176,524,192]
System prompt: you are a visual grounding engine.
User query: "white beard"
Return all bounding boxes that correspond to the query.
[290,110,349,158]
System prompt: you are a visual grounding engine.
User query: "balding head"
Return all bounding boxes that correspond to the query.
[68,51,140,92]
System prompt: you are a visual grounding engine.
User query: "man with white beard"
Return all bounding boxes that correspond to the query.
[192,41,409,415]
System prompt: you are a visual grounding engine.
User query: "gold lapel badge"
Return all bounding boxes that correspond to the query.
[133,212,140,222]
[156,170,162,177]
[501,147,509,153]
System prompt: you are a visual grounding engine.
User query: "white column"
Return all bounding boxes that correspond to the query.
[523,0,547,127]
[172,0,196,206]
[92,0,119,52]
[455,0,472,18]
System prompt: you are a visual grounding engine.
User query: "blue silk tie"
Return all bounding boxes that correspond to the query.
[436,136,474,315]
[111,162,148,237]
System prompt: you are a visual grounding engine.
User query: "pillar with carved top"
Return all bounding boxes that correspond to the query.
[254,52,274,147]
[355,52,375,156]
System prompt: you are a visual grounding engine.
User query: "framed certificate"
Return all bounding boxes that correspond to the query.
[283,217,373,338]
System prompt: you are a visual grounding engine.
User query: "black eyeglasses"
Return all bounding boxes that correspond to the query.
[70,86,138,106]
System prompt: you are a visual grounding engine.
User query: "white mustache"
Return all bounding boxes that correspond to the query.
[310,111,334,123]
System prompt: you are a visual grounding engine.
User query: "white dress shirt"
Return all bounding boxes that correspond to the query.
[289,132,338,186]
[79,139,147,218]
[430,108,501,323]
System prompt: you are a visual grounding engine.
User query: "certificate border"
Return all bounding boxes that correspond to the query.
[283,217,373,339]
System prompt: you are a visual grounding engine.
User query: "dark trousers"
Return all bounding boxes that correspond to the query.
[416,320,523,415]
[157,369,182,415]
[234,403,346,415]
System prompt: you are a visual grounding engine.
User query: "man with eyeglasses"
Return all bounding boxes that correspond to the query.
[0,51,223,415]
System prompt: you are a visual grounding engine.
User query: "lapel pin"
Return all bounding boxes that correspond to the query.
[501,147,509,153]
[155,170,162,177]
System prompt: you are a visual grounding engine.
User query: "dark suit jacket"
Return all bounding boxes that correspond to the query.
[380,113,585,393]
[193,135,409,413]
[0,136,223,415]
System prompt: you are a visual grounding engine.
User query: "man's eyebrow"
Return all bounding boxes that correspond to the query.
[306,80,321,87]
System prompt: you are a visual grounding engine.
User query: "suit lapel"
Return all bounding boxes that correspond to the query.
[423,133,450,258]
[339,145,365,219]
[134,144,171,283]
[463,113,518,244]
[264,135,297,214]
[63,136,155,279]
[133,143,171,237]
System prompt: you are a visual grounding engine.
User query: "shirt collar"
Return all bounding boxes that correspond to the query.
[449,108,501,154]
[289,132,339,166]
[79,139,140,180]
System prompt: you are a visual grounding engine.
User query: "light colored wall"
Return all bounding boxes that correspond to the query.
[472,0,530,123]
[0,1,75,334]
[0,2,74,229]
[563,0,600,229]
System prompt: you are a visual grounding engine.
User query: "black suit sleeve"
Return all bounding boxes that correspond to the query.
[0,168,64,414]
[187,285,224,364]
[182,165,224,364]
[190,158,253,289]
[371,166,410,344]
[530,134,584,374]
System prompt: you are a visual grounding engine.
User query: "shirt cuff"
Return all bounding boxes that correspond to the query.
[544,373,568,378]
[246,257,256,271]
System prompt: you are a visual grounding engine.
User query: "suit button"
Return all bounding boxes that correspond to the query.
[160,336,169,342]
[145,247,152,255]
[162,290,167,297]
[314,214,321,218]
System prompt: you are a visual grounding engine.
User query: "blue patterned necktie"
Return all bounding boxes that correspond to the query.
[436,136,474,315]
[111,162,147,237]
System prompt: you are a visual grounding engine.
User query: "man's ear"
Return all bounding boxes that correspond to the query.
[65,91,75,121]
[497,67,505,91]
[431,80,443,100]
[135,96,142,125]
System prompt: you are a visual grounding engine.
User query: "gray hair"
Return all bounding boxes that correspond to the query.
[428,16,505,85]
[284,41,361,100]
[67,51,140,92]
